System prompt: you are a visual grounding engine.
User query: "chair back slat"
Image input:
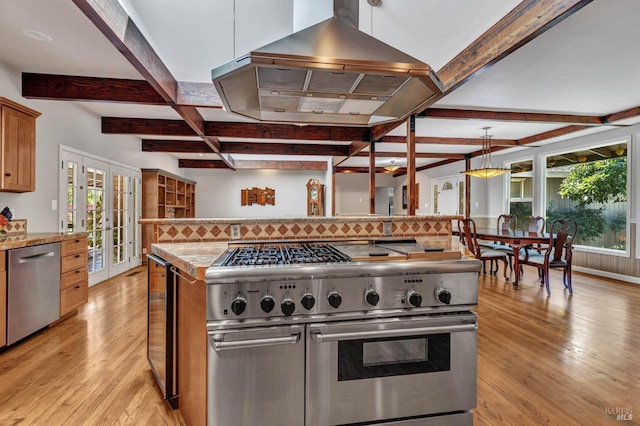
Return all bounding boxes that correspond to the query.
[547,218,578,262]
[522,216,545,233]
[498,214,517,233]
[458,218,481,258]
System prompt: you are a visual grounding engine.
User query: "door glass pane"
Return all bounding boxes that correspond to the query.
[87,167,106,273]
[131,175,140,259]
[112,172,128,266]
[66,162,80,233]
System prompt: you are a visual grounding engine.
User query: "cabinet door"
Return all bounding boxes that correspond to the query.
[1,106,36,192]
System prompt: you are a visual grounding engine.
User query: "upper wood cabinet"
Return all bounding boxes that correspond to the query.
[0,97,40,192]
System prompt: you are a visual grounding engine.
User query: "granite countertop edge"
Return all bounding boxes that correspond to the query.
[0,232,88,251]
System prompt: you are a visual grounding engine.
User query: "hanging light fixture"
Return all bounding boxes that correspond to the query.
[577,154,587,163]
[383,159,401,173]
[615,146,625,156]
[462,127,508,179]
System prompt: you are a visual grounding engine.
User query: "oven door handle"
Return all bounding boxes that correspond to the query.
[210,332,301,351]
[310,323,477,343]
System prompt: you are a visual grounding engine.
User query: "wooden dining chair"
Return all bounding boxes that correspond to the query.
[518,215,547,279]
[519,218,578,295]
[458,218,509,279]
[480,214,517,272]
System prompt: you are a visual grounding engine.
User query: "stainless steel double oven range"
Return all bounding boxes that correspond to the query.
[206,242,481,426]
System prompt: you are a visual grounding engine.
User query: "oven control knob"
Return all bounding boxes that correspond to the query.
[231,296,247,316]
[260,295,276,313]
[327,291,342,309]
[301,293,316,310]
[281,298,296,316]
[406,290,422,308]
[435,288,452,305]
[365,289,380,306]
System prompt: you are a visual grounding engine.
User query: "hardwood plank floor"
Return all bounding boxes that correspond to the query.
[0,265,638,425]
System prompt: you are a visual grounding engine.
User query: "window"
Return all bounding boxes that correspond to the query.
[508,160,533,225]
[545,141,627,251]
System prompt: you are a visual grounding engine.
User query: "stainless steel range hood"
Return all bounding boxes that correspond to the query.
[211,5,443,127]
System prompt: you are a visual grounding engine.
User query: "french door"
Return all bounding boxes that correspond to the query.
[59,148,142,286]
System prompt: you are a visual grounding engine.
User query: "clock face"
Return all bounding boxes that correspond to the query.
[310,187,318,200]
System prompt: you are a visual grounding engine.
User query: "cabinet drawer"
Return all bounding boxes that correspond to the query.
[61,267,88,291]
[60,283,88,316]
[61,238,87,257]
[0,250,5,271]
[61,251,88,273]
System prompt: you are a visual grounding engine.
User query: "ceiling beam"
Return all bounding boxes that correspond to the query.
[72,0,234,168]
[220,142,350,156]
[142,139,210,152]
[380,135,517,146]
[335,167,400,174]
[602,105,640,123]
[420,108,605,125]
[103,117,370,141]
[179,159,327,170]
[437,0,593,93]
[355,152,466,159]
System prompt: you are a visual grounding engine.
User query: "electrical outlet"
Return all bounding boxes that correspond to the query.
[230,224,241,240]
[383,221,392,236]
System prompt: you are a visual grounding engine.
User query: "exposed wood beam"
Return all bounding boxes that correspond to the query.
[602,105,640,123]
[204,122,370,141]
[420,108,604,125]
[103,117,370,141]
[437,0,593,93]
[179,159,327,170]
[369,141,376,214]
[21,73,166,104]
[355,151,466,159]
[407,116,416,215]
[72,0,234,168]
[221,142,350,156]
[370,120,404,141]
[142,139,210,152]
[381,135,517,146]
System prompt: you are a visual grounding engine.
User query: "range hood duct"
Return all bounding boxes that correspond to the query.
[211,1,443,127]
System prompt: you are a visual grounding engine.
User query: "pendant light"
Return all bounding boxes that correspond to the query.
[384,159,400,173]
[462,127,508,179]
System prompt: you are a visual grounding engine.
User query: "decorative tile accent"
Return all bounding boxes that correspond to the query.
[153,216,456,244]
[3,219,27,236]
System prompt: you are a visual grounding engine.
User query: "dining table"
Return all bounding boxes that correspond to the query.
[471,228,552,287]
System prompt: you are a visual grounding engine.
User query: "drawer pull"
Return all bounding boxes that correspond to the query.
[75,254,81,258]
[75,239,80,243]
[75,285,81,289]
[76,270,81,273]
[4,172,11,177]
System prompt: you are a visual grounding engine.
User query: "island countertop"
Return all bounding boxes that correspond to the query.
[151,236,469,282]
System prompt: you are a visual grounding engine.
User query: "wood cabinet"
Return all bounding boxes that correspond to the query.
[0,97,40,192]
[0,250,5,347]
[60,237,89,316]
[142,169,196,261]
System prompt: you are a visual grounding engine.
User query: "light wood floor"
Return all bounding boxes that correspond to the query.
[0,266,638,425]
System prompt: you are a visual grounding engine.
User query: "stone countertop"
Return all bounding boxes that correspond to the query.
[151,235,470,282]
[0,232,87,251]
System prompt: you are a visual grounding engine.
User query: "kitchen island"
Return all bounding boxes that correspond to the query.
[148,216,478,425]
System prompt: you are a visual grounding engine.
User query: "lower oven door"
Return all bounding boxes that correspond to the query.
[306,313,477,426]
[207,325,304,426]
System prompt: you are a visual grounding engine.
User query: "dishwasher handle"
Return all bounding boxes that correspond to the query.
[311,323,477,343]
[18,251,56,264]
[210,332,301,351]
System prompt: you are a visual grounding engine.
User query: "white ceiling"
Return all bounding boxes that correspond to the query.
[0,0,638,169]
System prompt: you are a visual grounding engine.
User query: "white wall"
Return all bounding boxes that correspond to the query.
[184,168,329,218]
[335,173,394,215]
[0,63,181,232]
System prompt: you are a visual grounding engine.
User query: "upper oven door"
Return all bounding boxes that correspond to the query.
[306,314,477,426]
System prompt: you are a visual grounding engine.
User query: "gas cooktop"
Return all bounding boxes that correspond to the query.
[214,243,351,267]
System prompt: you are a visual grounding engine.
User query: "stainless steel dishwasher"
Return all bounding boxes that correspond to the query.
[7,242,61,345]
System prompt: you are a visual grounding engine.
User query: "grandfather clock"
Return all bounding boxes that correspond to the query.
[306,179,324,216]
